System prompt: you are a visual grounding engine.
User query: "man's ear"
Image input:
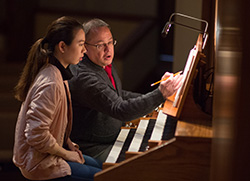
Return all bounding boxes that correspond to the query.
[58,41,66,54]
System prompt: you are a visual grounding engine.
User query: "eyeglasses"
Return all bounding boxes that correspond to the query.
[85,40,117,51]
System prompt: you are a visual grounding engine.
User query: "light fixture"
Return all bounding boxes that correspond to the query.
[161,12,209,49]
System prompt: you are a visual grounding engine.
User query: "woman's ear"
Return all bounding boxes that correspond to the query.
[58,41,66,54]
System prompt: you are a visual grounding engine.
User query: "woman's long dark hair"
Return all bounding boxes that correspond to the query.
[14,16,83,102]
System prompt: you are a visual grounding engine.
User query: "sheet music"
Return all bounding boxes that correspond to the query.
[173,46,198,107]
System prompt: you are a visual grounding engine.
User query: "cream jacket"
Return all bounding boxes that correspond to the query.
[13,64,72,180]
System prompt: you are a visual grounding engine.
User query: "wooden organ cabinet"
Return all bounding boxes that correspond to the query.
[94,34,212,181]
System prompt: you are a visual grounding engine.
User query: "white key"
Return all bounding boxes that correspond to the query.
[128,119,149,152]
[105,129,130,163]
[150,110,167,141]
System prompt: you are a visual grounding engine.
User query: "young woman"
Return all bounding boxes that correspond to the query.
[13,16,102,181]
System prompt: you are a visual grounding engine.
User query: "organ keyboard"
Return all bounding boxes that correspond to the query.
[103,109,175,168]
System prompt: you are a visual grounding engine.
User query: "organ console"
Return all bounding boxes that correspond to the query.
[94,34,212,180]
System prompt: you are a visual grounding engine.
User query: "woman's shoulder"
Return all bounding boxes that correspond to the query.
[39,64,62,80]
[33,64,63,89]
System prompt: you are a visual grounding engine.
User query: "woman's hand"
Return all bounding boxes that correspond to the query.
[48,141,85,164]
[66,138,85,164]
[64,150,85,164]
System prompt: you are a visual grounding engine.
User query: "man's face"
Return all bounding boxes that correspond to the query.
[85,26,115,68]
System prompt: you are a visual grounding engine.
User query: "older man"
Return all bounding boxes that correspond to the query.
[69,18,182,162]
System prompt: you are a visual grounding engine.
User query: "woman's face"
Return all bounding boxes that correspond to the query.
[61,29,86,67]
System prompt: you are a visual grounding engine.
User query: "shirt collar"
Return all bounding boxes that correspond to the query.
[49,56,73,81]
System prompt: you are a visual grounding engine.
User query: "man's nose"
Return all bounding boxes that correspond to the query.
[104,44,111,52]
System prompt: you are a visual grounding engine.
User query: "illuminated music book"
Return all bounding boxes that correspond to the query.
[163,33,204,119]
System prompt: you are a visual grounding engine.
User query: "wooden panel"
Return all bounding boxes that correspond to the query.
[95,137,211,181]
[175,120,212,138]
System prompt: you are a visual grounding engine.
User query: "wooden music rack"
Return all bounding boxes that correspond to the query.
[163,34,209,120]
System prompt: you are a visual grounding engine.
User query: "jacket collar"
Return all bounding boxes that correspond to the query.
[80,55,105,71]
[80,55,119,92]
[49,56,73,81]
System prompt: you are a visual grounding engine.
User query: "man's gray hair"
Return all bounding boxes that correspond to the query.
[83,18,110,40]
